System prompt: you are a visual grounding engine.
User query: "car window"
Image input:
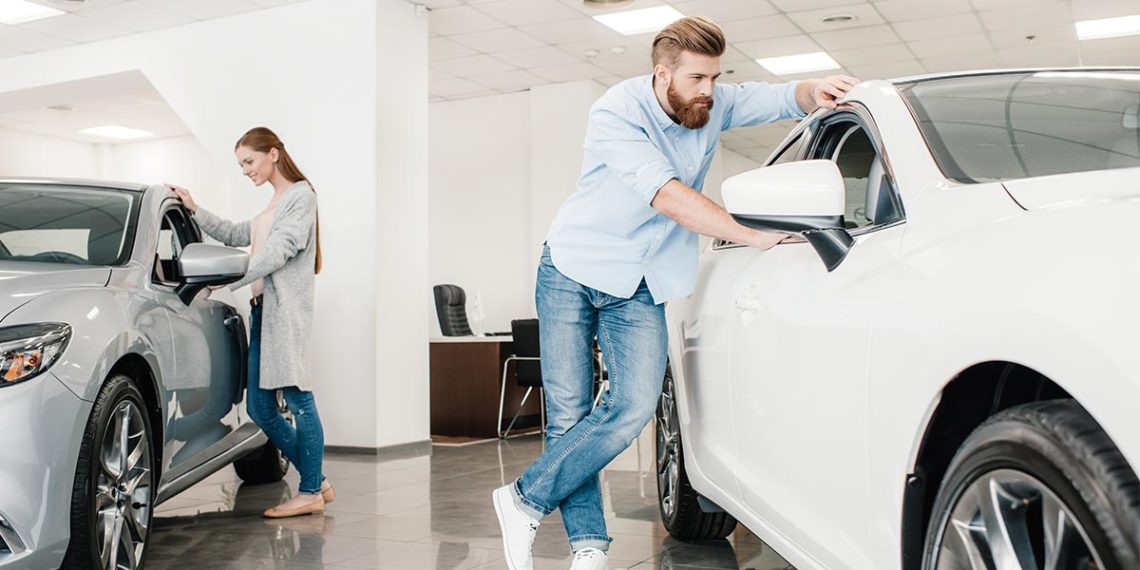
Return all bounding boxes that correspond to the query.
[0,184,135,266]
[899,70,1140,183]
[769,131,807,166]
[153,207,199,284]
[812,119,902,230]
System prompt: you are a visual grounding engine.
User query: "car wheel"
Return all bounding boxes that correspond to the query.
[234,392,291,484]
[62,374,155,570]
[233,440,289,484]
[656,365,737,540]
[923,399,1140,570]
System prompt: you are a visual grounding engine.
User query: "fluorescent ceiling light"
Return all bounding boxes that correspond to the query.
[756,52,841,76]
[0,0,64,25]
[1076,14,1140,40]
[79,125,154,140]
[594,6,684,36]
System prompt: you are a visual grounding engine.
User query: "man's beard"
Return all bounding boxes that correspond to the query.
[667,82,714,129]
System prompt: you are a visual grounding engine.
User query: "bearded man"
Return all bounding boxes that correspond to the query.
[493,16,859,570]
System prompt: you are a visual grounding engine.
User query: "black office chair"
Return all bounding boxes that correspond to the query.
[498,318,545,438]
[433,284,474,337]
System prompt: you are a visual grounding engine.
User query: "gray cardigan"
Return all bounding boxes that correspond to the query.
[194,181,318,391]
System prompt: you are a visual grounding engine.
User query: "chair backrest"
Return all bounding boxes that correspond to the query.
[510,318,542,388]
[433,284,474,337]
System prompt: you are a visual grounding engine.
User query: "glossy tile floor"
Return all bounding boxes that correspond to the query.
[146,430,794,570]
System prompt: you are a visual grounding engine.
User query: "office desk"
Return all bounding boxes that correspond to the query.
[429,336,542,438]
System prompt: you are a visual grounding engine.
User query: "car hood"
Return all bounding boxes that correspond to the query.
[0,262,110,323]
[1003,167,1140,211]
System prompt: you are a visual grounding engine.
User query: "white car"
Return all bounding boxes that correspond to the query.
[656,68,1140,570]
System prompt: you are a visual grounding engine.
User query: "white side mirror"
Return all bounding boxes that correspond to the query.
[722,160,854,271]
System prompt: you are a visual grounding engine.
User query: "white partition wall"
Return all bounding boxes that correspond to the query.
[0,0,431,451]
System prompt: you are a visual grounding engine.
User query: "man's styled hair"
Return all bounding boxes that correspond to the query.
[651,16,726,69]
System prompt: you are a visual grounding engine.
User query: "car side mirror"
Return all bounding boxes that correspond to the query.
[722,160,854,271]
[175,243,249,305]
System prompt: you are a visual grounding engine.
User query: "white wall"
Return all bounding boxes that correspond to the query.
[429,81,605,334]
[430,92,532,335]
[105,135,227,209]
[375,0,430,449]
[0,0,430,450]
[0,128,99,178]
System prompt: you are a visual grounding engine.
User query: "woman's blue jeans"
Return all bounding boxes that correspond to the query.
[247,304,325,495]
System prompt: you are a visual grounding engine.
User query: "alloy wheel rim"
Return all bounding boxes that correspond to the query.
[96,400,151,570]
[933,468,1104,570]
[656,375,681,520]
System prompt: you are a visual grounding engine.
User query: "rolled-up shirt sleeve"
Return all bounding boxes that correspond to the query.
[584,106,679,203]
[720,81,806,131]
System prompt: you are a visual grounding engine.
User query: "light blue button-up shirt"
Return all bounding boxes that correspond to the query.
[546,75,805,304]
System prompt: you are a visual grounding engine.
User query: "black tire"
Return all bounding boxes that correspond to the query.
[923,399,1140,570]
[233,440,289,485]
[656,365,738,540]
[62,375,156,570]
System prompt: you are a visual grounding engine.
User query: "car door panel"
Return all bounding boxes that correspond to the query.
[729,227,902,569]
[671,247,754,498]
[150,206,248,477]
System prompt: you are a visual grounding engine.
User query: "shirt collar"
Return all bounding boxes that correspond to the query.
[643,75,678,131]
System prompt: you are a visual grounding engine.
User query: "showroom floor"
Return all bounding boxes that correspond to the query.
[145,430,794,570]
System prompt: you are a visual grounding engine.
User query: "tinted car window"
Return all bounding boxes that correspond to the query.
[900,70,1140,183]
[0,184,136,266]
[769,131,807,166]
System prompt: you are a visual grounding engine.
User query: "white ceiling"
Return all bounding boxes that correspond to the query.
[0,71,189,143]
[0,0,1137,156]
[0,0,307,59]
[427,0,1140,158]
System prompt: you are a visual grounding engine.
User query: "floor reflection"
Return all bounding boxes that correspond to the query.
[145,431,794,569]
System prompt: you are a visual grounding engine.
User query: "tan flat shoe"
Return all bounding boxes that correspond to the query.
[321,480,335,504]
[263,494,325,518]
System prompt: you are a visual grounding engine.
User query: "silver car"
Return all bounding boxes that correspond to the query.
[0,179,290,570]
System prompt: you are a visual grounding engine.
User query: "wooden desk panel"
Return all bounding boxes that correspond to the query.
[429,339,542,438]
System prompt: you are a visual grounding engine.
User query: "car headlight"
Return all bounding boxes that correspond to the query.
[0,323,71,387]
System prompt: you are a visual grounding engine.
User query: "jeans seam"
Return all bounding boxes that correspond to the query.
[597,316,618,406]
[521,369,614,501]
[521,306,622,507]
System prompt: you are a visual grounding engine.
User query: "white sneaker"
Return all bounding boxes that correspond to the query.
[570,547,608,570]
[492,484,539,570]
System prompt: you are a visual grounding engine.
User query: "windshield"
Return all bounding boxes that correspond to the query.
[899,70,1140,183]
[0,184,138,266]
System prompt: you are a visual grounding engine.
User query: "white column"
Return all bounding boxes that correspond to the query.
[375,0,431,448]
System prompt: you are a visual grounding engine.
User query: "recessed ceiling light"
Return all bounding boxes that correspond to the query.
[755,52,841,75]
[609,45,627,55]
[583,49,600,59]
[583,0,633,6]
[820,14,855,24]
[594,6,684,36]
[0,0,64,25]
[1076,14,1140,40]
[79,125,154,140]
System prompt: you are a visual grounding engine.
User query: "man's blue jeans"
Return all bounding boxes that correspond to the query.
[247,304,325,495]
[512,245,668,552]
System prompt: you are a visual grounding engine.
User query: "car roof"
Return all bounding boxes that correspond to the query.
[0,178,149,193]
[890,66,1140,85]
